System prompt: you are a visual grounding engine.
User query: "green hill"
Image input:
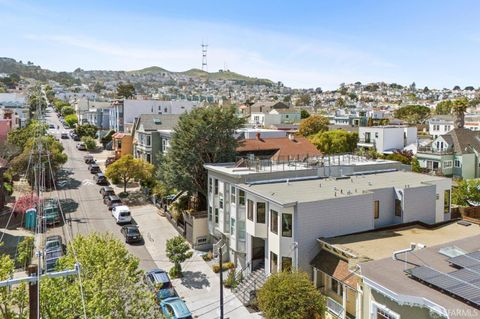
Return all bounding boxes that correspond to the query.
[0,57,80,86]
[179,68,273,85]
[128,66,170,74]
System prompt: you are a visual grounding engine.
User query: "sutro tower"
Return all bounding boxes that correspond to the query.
[201,42,208,71]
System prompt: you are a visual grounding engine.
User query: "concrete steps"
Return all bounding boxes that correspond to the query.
[232,267,266,306]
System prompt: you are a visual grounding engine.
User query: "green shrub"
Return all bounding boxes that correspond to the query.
[224,269,237,288]
[212,261,235,273]
[64,114,78,128]
[81,136,97,151]
[202,251,213,261]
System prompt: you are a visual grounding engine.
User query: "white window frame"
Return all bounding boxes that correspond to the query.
[443,160,453,169]
[454,159,461,168]
[371,301,400,319]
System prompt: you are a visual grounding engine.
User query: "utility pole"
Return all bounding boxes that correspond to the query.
[219,246,224,319]
[27,264,38,319]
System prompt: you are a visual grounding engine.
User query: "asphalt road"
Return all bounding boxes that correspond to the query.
[44,109,156,270]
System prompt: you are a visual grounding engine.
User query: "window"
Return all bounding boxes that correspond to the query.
[209,178,212,193]
[230,186,236,204]
[375,132,379,138]
[270,210,278,234]
[214,208,219,224]
[247,200,254,221]
[239,190,245,206]
[146,135,151,146]
[444,160,453,169]
[197,237,207,245]
[238,221,246,240]
[208,206,212,221]
[257,202,266,223]
[372,302,400,319]
[146,153,151,163]
[282,257,292,272]
[454,159,461,168]
[374,200,380,219]
[219,195,224,209]
[230,218,236,235]
[282,213,292,237]
[394,199,401,217]
[214,179,219,194]
[330,277,343,297]
[270,252,278,274]
[444,189,451,214]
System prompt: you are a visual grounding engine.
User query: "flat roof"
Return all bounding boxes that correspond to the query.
[238,171,447,205]
[205,155,399,177]
[361,233,480,319]
[324,221,480,261]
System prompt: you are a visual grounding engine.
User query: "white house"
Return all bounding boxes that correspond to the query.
[429,115,480,138]
[357,126,417,154]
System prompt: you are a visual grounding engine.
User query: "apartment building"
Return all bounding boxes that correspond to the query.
[357,126,417,154]
[109,99,198,132]
[429,114,480,138]
[204,155,449,279]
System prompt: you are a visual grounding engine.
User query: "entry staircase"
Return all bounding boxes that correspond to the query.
[232,262,266,306]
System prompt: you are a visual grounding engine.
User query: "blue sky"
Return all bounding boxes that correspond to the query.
[1,0,480,89]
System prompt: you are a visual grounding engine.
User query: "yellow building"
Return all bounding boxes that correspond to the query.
[112,132,133,159]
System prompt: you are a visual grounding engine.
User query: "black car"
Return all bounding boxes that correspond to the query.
[72,134,81,141]
[89,164,101,174]
[121,225,143,244]
[99,186,115,197]
[105,195,122,210]
[94,173,109,185]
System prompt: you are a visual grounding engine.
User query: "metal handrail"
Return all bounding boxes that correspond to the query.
[234,261,250,284]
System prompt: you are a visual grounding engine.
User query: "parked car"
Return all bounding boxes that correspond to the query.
[89,164,100,174]
[48,124,55,129]
[76,142,87,150]
[42,199,60,226]
[105,195,122,210]
[44,249,64,273]
[84,155,94,164]
[111,205,132,224]
[99,186,115,197]
[44,235,63,254]
[120,225,143,244]
[160,297,192,319]
[94,173,109,185]
[105,156,117,167]
[145,269,177,301]
[61,132,69,139]
[72,133,81,141]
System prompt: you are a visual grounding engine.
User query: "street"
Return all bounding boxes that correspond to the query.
[44,109,156,270]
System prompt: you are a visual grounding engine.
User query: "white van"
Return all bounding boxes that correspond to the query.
[111,205,132,224]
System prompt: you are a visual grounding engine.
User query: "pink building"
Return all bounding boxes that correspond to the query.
[0,119,12,143]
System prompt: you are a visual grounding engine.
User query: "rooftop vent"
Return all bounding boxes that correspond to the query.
[153,119,162,124]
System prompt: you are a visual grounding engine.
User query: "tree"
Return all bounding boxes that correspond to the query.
[165,236,193,278]
[81,136,96,151]
[453,85,461,91]
[300,109,310,119]
[64,114,78,128]
[335,97,346,108]
[258,271,325,319]
[283,95,291,103]
[14,192,40,214]
[7,120,46,152]
[159,107,244,205]
[39,233,160,318]
[61,106,75,116]
[105,155,154,193]
[28,92,47,116]
[435,100,453,115]
[116,82,136,99]
[0,254,28,318]
[367,117,374,127]
[310,130,358,154]
[394,105,430,124]
[298,115,329,137]
[93,81,106,93]
[74,124,98,138]
[52,99,70,113]
[452,179,480,206]
[411,156,421,173]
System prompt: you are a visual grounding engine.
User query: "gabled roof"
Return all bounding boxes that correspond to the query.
[310,250,358,289]
[250,101,290,113]
[441,128,480,154]
[236,136,321,160]
[135,114,180,132]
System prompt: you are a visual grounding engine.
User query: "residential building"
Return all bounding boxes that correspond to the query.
[417,127,480,178]
[109,99,198,132]
[236,130,321,160]
[311,221,480,319]
[111,133,133,159]
[0,93,28,129]
[132,114,180,164]
[0,158,7,210]
[73,98,111,126]
[429,114,480,138]
[204,156,446,280]
[248,101,299,127]
[357,126,417,154]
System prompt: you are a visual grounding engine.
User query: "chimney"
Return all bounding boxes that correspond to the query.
[256,132,261,140]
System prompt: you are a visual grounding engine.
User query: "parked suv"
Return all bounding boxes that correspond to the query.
[111,205,132,224]
[105,195,122,210]
[89,164,100,174]
[99,186,115,197]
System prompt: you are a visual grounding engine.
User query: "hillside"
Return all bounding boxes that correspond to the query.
[179,68,273,85]
[0,57,80,86]
[127,66,170,74]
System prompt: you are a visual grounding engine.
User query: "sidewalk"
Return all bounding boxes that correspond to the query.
[130,205,262,319]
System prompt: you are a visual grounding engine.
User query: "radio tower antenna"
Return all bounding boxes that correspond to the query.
[201,41,208,72]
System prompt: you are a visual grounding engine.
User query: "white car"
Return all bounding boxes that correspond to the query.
[111,205,132,224]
